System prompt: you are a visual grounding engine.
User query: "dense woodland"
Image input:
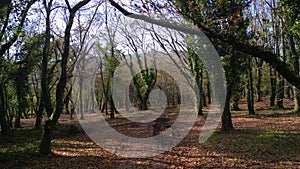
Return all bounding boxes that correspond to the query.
[0,0,300,168]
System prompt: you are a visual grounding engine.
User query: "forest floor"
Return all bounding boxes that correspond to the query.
[1,97,300,168]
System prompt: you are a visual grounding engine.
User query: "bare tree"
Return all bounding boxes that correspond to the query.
[39,0,93,155]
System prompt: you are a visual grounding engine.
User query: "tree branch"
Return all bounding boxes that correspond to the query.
[108,0,132,16]
[108,0,300,89]
[0,0,38,57]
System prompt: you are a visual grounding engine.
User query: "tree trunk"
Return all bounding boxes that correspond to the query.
[90,83,95,112]
[15,71,26,128]
[64,87,72,114]
[289,36,300,112]
[206,74,211,104]
[109,95,115,119]
[141,97,148,110]
[14,111,21,128]
[79,74,84,119]
[198,68,204,115]
[0,84,10,137]
[39,0,91,155]
[35,100,43,129]
[41,0,54,118]
[125,93,129,111]
[247,58,255,115]
[70,104,75,120]
[276,23,286,109]
[39,120,53,155]
[255,59,263,102]
[84,90,90,112]
[294,88,300,112]
[222,88,234,131]
[270,67,276,107]
[276,77,285,109]
[232,93,240,111]
[197,93,203,116]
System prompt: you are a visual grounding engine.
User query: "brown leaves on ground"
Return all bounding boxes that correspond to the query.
[1,97,300,168]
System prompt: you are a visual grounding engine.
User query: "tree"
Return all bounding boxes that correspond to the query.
[121,50,157,111]
[246,58,255,115]
[0,0,38,137]
[169,0,300,91]
[174,0,250,131]
[281,0,300,112]
[187,48,205,115]
[93,5,122,118]
[149,24,207,116]
[39,0,92,155]
[13,34,44,128]
[40,0,55,121]
[109,0,300,89]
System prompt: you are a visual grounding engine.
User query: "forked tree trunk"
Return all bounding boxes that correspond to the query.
[41,0,54,118]
[39,0,91,155]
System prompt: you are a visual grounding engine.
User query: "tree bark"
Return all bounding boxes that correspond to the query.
[35,100,43,129]
[39,0,91,155]
[270,67,277,107]
[255,59,263,102]
[276,20,286,109]
[41,0,54,118]
[247,58,255,115]
[232,93,240,111]
[290,36,300,112]
[206,71,211,104]
[222,87,234,131]
[0,84,10,137]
